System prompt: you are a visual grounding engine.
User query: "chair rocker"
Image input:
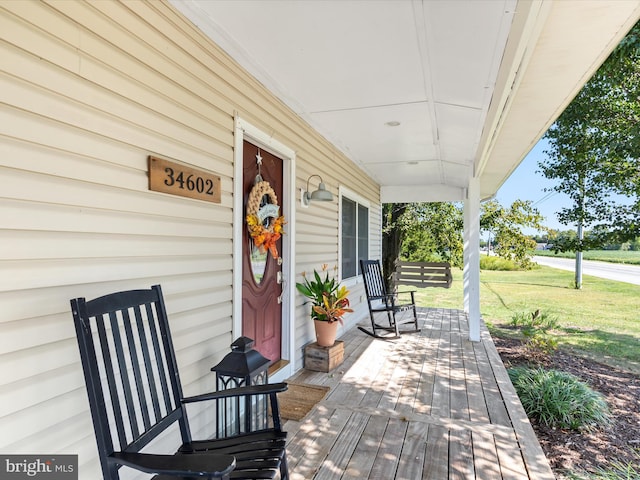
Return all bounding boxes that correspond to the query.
[359,259,420,340]
[71,284,289,480]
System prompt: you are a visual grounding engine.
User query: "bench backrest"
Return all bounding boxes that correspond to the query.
[71,285,189,479]
[393,261,452,289]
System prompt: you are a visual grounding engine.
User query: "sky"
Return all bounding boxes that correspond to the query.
[494,138,570,234]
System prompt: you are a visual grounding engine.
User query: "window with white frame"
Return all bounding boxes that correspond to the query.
[341,191,369,280]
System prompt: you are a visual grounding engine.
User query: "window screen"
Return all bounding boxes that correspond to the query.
[341,196,368,279]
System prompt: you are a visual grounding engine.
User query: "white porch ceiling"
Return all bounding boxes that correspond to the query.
[172,0,640,202]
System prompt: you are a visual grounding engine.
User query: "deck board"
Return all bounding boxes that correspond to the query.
[369,418,407,479]
[284,308,554,479]
[396,420,429,480]
[342,415,387,479]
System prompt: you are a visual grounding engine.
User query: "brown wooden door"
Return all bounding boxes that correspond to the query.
[242,141,283,362]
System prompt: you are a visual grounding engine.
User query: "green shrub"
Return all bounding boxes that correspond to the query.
[480,255,519,271]
[509,310,560,359]
[509,311,531,327]
[524,334,558,357]
[593,455,640,479]
[510,309,559,331]
[508,367,611,431]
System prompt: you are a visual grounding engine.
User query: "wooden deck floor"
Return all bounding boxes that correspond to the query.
[283,308,554,479]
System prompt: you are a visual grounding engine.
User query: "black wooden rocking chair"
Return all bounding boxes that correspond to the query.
[359,259,420,339]
[71,284,289,480]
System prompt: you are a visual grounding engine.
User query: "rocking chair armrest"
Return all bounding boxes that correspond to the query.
[395,290,416,302]
[382,291,414,301]
[396,289,416,295]
[382,291,414,299]
[182,382,288,404]
[110,452,236,477]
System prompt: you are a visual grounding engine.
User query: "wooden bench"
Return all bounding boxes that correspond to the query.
[393,261,452,289]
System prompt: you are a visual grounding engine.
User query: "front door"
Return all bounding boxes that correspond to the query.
[242,141,283,362]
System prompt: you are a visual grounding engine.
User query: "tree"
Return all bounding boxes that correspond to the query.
[548,229,577,249]
[381,203,409,292]
[382,200,544,291]
[401,203,463,267]
[480,200,544,269]
[539,20,640,250]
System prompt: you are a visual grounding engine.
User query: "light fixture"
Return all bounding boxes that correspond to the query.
[301,174,333,206]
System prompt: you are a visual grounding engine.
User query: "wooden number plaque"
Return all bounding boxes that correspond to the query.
[148,156,221,203]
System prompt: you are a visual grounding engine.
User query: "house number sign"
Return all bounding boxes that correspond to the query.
[148,156,221,203]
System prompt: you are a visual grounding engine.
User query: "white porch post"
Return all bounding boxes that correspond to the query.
[463,197,470,313]
[465,176,481,342]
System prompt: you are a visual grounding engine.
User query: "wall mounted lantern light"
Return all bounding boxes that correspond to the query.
[301,174,333,206]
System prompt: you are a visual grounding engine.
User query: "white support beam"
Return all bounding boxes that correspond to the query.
[463,196,470,314]
[465,176,481,342]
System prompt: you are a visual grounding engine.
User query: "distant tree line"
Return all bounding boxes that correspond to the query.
[535,231,640,252]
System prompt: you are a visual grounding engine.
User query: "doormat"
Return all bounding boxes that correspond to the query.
[278,382,330,421]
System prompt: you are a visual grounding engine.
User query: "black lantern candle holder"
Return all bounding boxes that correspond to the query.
[211,336,270,438]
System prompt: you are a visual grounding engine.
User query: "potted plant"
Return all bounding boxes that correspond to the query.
[295,264,353,347]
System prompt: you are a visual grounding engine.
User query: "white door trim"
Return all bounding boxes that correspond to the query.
[233,116,296,381]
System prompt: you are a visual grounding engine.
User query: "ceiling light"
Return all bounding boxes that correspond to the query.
[385,121,401,127]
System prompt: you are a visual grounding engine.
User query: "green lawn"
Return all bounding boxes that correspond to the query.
[413,266,640,373]
[535,249,640,265]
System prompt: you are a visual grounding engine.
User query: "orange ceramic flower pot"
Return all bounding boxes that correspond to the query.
[314,319,338,347]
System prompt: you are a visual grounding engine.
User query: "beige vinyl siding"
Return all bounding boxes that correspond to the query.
[0,0,380,476]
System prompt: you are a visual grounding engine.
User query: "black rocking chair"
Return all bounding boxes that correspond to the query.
[359,259,420,339]
[71,284,289,480]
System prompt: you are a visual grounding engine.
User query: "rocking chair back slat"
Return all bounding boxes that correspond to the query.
[121,307,153,432]
[112,308,146,438]
[143,301,174,413]
[131,304,162,424]
[361,260,388,300]
[95,313,130,448]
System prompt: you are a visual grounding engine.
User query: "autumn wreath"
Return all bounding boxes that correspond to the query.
[246,180,286,259]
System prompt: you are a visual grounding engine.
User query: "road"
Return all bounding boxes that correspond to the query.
[533,255,640,286]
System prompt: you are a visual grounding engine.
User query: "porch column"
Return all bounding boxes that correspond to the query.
[463,197,470,313]
[464,176,481,342]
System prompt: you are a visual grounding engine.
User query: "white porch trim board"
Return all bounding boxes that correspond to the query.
[463,191,471,315]
[465,176,481,342]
